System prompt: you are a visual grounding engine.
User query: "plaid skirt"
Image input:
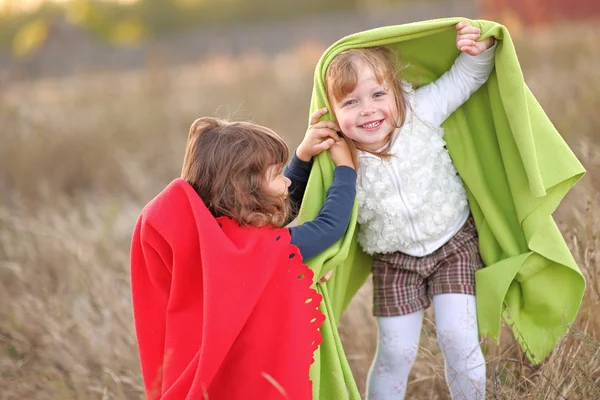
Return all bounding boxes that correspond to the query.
[371,215,484,317]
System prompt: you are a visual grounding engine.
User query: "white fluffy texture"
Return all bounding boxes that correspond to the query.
[356,105,469,256]
[354,45,497,257]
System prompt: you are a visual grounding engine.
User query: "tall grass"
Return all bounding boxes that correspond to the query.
[0,20,598,399]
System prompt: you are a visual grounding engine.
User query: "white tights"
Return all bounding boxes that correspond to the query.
[366,294,486,400]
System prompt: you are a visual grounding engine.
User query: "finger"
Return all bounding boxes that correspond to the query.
[460,46,479,56]
[455,21,469,31]
[310,127,339,142]
[319,138,335,151]
[327,132,342,142]
[326,129,343,142]
[457,33,480,42]
[457,39,477,49]
[457,22,478,32]
[319,270,333,283]
[316,128,344,144]
[309,107,328,126]
[458,25,480,35]
[313,120,340,133]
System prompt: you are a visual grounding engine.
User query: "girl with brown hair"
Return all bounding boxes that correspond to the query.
[130,108,355,399]
[180,107,355,256]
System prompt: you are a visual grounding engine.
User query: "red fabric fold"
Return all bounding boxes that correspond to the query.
[130,178,324,399]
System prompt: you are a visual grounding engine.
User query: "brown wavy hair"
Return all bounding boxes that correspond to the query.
[325,46,408,163]
[181,117,291,227]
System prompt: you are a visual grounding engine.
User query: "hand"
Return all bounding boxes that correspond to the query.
[455,21,495,56]
[319,269,333,283]
[297,107,341,162]
[329,136,355,170]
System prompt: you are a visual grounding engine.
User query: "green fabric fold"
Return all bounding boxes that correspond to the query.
[299,18,586,398]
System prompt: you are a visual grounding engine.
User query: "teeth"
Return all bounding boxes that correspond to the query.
[362,121,381,129]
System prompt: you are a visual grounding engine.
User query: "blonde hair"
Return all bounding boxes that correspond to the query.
[325,46,408,161]
[181,117,290,227]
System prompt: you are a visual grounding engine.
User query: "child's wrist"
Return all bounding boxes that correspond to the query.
[296,147,312,162]
[336,162,355,170]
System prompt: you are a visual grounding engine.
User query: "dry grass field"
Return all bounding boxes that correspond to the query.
[0,18,599,399]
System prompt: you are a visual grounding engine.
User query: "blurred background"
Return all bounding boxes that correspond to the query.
[1,0,599,399]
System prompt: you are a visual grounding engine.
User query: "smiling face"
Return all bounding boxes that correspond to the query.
[326,47,406,155]
[328,57,399,152]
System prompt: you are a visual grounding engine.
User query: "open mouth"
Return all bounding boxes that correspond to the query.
[360,120,383,129]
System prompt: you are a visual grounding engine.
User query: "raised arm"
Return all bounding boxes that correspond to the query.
[288,137,356,260]
[285,107,342,220]
[414,22,497,126]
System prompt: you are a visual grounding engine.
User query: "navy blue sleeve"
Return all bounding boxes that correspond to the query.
[288,166,356,260]
[283,152,313,219]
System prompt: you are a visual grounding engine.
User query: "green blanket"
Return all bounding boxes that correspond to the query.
[299,17,586,399]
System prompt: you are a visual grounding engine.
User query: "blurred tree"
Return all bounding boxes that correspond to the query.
[11,17,49,56]
[1,0,386,56]
[109,18,145,45]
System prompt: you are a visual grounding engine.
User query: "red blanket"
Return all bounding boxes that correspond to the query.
[130,178,324,399]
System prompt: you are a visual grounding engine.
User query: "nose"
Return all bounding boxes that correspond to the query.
[360,104,376,116]
[285,176,292,188]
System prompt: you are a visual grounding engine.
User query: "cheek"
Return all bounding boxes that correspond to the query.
[335,111,354,131]
[388,99,400,120]
[339,118,353,130]
[279,178,289,191]
[340,129,361,143]
[336,117,361,141]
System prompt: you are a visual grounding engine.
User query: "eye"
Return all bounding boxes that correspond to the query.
[374,91,386,98]
[342,99,357,107]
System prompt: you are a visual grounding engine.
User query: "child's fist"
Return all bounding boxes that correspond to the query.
[297,107,341,162]
[455,21,495,56]
[329,136,355,170]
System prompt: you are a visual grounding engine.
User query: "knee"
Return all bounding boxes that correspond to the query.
[437,328,485,373]
[375,335,419,370]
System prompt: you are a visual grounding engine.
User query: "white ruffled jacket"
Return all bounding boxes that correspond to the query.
[356,44,496,256]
